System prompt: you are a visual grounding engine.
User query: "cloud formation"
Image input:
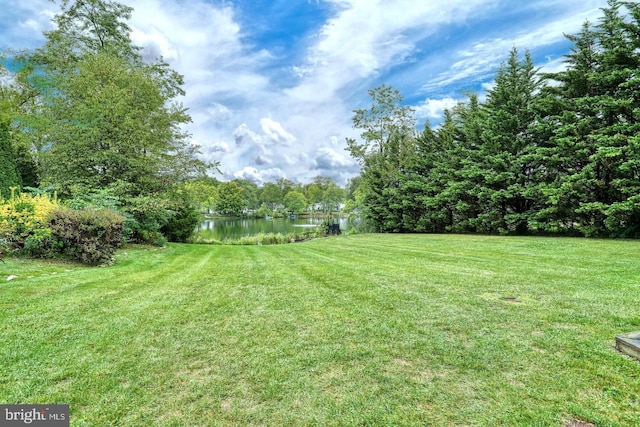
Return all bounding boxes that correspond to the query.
[1,0,610,185]
[415,98,461,121]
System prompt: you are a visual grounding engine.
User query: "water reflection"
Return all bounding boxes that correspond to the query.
[196,217,349,241]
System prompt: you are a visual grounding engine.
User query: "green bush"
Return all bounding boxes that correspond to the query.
[161,203,201,243]
[229,232,317,246]
[0,237,13,262]
[120,196,169,246]
[49,207,125,265]
[20,228,64,259]
[232,232,286,245]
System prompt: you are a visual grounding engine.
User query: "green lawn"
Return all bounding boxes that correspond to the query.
[1,234,639,426]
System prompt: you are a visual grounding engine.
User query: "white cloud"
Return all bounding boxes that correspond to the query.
[1,0,612,186]
[201,141,231,154]
[21,19,44,33]
[130,25,179,61]
[414,97,461,120]
[255,152,272,166]
[229,163,290,185]
[422,1,606,92]
[232,119,295,148]
[260,168,287,183]
[205,103,232,122]
[0,0,56,49]
[291,0,494,100]
[233,166,264,185]
[233,123,260,147]
[128,0,271,113]
[481,82,495,92]
[260,118,296,145]
[313,146,353,170]
[540,56,570,75]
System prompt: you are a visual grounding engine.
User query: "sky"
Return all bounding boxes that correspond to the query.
[0,0,609,186]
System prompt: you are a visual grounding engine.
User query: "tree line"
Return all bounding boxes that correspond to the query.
[184,176,346,217]
[347,0,640,238]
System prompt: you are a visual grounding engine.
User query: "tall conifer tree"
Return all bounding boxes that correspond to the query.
[544,0,640,236]
[477,48,542,234]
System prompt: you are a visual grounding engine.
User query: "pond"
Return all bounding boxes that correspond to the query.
[196,216,351,241]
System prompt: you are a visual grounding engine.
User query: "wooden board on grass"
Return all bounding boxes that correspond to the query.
[616,331,640,361]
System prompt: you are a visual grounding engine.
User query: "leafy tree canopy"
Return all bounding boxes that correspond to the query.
[11,0,211,198]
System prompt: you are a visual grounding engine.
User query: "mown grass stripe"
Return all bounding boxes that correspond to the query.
[1,235,639,425]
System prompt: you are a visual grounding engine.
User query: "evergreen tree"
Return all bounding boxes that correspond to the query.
[397,123,438,232]
[410,111,458,232]
[591,0,640,237]
[0,119,21,198]
[343,2,640,238]
[535,21,601,234]
[360,149,404,232]
[477,48,543,234]
[347,84,417,232]
[544,0,640,236]
[450,95,485,232]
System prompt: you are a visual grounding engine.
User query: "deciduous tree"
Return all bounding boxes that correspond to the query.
[283,190,307,213]
[216,182,244,216]
[260,183,283,211]
[13,0,209,197]
[347,84,417,231]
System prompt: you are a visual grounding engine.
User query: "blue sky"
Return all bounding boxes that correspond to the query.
[1,0,608,185]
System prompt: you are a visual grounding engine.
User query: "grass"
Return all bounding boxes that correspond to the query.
[191,230,324,245]
[1,234,639,426]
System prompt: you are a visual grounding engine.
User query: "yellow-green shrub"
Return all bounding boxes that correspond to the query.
[0,193,59,242]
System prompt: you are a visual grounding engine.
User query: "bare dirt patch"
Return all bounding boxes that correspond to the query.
[564,418,595,427]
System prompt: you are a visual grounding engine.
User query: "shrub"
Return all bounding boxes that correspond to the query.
[0,192,59,246]
[0,237,13,262]
[121,196,170,246]
[161,203,201,243]
[232,232,286,245]
[230,232,309,246]
[49,207,125,265]
[21,228,63,259]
